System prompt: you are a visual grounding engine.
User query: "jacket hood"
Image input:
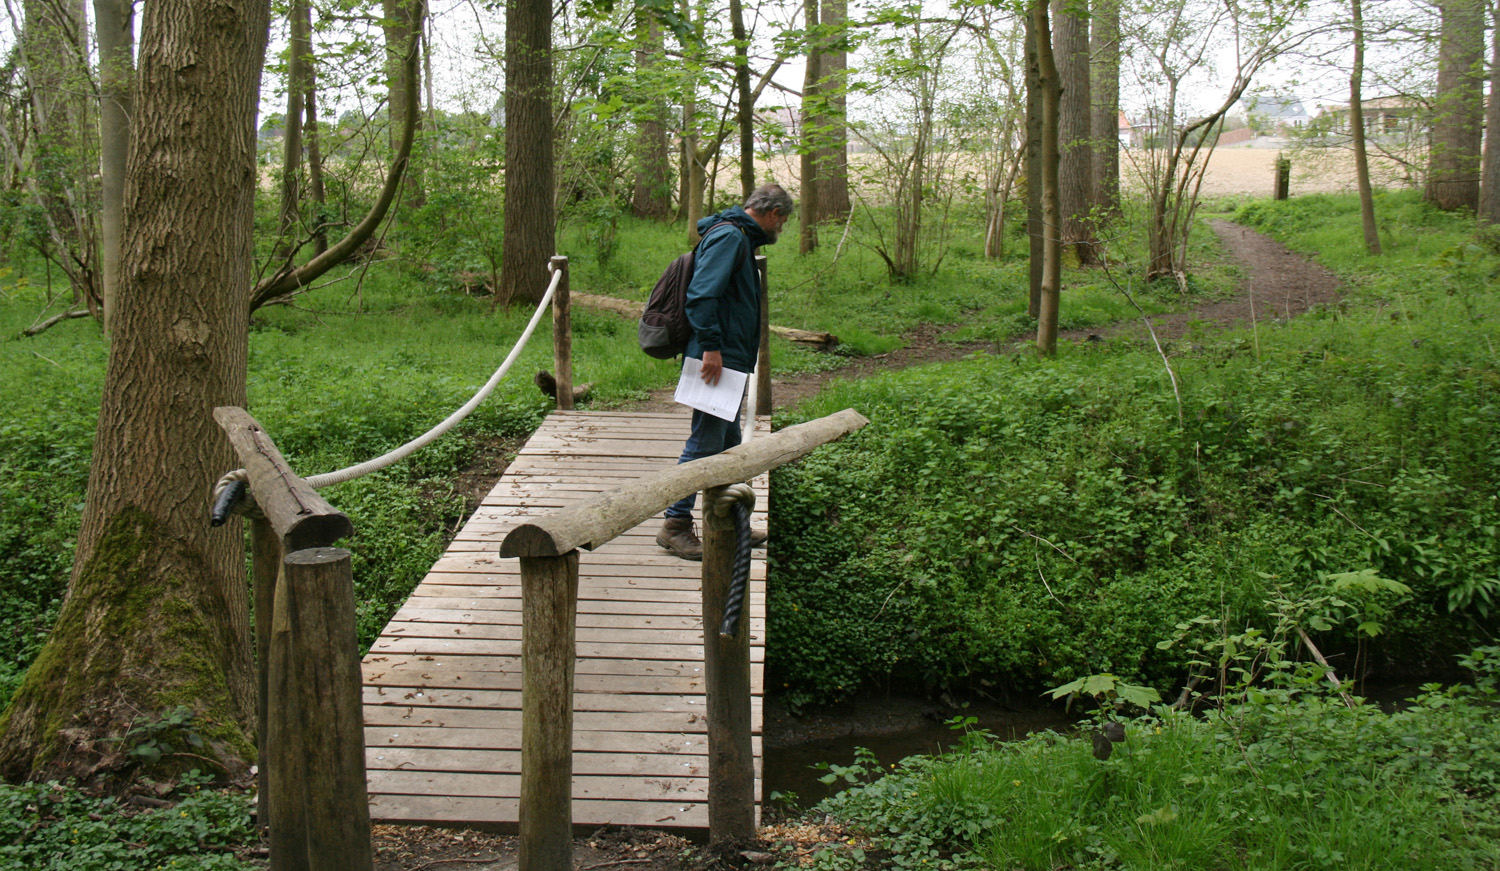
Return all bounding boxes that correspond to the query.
[697,205,774,247]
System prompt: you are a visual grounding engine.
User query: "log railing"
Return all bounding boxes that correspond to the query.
[499,408,869,871]
[215,406,373,871]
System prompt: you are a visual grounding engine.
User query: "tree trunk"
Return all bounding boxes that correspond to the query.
[278,0,310,259]
[1425,0,1483,211]
[1479,0,1500,223]
[730,0,755,200]
[631,14,673,220]
[383,0,426,209]
[800,0,821,253]
[0,0,269,782]
[94,0,134,331]
[1089,0,1120,217]
[499,0,555,304]
[1350,0,1381,252]
[18,0,99,309]
[1025,10,1043,318]
[1053,0,1094,264]
[1032,0,1061,355]
[816,0,850,220]
[306,80,329,254]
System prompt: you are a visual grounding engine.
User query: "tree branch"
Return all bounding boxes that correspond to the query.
[249,31,421,311]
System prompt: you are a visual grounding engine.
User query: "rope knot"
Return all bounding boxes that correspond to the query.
[711,483,756,517]
[211,469,264,524]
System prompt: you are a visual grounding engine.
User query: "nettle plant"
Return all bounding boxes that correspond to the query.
[1155,568,1412,709]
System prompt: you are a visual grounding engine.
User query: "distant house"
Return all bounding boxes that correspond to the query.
[1359,95,1425,136]
[1312,95,1427,138]
[1247,96,1313,134]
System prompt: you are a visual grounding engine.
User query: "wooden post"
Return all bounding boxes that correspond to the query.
[701,488,755,841]
[1274,156,1291,200]
[266,551,309,871]
[551,256,574,411]
[520,553,580,871]
[269,547,373,871]
[754,254,771,416]
[250,516,281,827]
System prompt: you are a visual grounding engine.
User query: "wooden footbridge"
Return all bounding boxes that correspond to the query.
[215,257,866,871]
[359,409,771,830]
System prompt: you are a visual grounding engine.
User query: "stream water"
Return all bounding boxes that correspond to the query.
[761,692,1078,808]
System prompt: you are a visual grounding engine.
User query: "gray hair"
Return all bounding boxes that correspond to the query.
[745,184,795,217]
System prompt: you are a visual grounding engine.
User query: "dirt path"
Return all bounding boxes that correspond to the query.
[370,221,1344,871]
[1058,220,1343,345]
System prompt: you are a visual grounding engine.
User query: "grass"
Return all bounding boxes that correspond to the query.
[807,683,1500,871]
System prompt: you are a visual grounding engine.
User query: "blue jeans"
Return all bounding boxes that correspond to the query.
[664,408,742,518]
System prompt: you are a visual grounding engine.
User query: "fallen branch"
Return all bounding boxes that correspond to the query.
[571,292,838,350]
[1296,626,1356,709]
[22,307,91,337]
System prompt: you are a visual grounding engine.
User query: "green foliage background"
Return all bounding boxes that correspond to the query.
[770,191,1500,708]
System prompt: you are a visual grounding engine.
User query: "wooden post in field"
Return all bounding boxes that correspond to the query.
[250,516,280,826]
[1274,156,1291,201]
[701,487,755,841]
[754,255,771,416]
[271,547,374,871]
[551,256,574,411]
[519,553,580,871]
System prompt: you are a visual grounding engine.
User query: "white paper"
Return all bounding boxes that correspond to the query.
[675,357,750,421]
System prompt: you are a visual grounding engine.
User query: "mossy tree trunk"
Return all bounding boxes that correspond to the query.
[0,0,270,783]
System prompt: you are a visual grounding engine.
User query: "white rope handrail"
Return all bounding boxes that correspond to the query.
[300,266,564,489]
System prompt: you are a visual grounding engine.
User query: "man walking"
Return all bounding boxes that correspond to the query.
[656,184,795,560]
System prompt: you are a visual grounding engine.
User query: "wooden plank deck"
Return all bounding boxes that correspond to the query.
[362,410,770,831]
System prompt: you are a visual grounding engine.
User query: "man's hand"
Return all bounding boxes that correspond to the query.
[700,350,724,386]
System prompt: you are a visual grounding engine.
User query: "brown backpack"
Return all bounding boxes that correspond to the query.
[638,222,744,359]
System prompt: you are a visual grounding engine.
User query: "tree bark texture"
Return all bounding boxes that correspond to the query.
[94,0,134,331]
[1480,0,1500,223]
[1053,0,1094,264]
[1425,0,1483,211]
[0,0,270,781]
[1032,0,1062,356]
[815,0,850,220]
[631,14,673,220]
[1025,10,1043,318]
[799,0,822,252]
[499,0,555,304]
[1350,0,1381,253]
[1089,0,1120,217]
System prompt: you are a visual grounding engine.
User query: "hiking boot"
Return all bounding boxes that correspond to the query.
[657,517,703,560]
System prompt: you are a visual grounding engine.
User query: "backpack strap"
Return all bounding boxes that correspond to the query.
[696,220,749,271]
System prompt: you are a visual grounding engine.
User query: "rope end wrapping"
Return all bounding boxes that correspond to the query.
[210,468,264,525]
[713,484,757,639]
